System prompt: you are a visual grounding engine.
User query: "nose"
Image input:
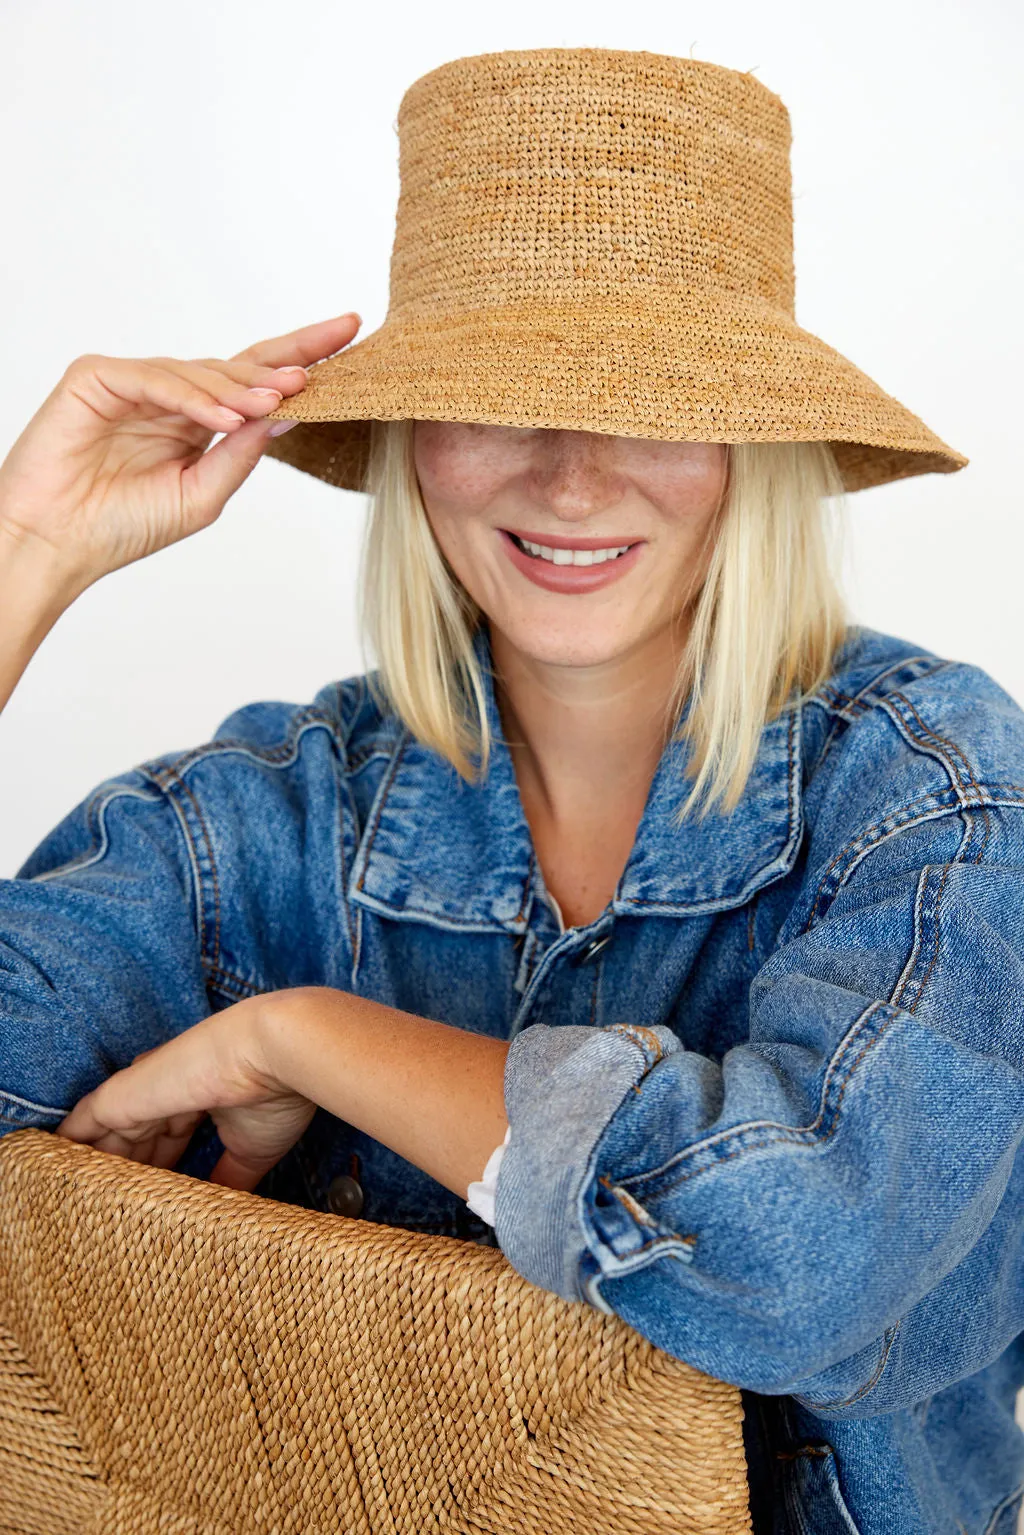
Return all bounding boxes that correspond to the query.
[529,431,626,522]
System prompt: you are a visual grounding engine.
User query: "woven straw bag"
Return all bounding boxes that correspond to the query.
[0,1128,754,1534]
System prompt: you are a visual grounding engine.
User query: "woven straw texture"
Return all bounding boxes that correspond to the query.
[262,46,967,497]
[0,1128,753,1534]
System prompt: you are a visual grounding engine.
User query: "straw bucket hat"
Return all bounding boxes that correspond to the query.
[262,46,968,495]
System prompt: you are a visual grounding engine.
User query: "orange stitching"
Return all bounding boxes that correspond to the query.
[806,791,953,928]
[888,692,992,856]
[798,1320,901,1410]
[201,960,257,992]
[649,1001,895,1196]
[153,706,340,774]
[907,863,954,1015]
[149,764,223,972]
[356,733,411,892]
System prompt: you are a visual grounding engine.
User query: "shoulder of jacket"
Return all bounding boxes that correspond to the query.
[136,667,403,783]
[802,624,1024,801]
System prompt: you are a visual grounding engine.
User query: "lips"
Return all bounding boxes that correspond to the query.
[498,527,644,594]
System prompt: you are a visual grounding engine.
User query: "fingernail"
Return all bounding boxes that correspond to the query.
[342,312,361,325]
[267,419,299,436]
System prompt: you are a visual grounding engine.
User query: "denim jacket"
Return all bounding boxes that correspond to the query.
[3,618,1024,1535]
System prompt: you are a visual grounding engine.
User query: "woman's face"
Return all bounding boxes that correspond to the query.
[413,421,728,668]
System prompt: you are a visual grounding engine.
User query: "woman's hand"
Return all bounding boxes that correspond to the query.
[0,313,361,598]
[53,995,318,1192]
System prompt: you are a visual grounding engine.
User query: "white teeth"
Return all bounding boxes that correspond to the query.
[516,536,633,566]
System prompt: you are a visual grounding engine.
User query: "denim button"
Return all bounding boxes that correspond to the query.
[577,932,613,965]
[326,1173,364,1217]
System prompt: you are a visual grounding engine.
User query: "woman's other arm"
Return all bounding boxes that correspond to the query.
[490,661,1024,1416]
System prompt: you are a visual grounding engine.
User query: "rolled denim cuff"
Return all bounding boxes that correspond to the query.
[493,1021,682,1303]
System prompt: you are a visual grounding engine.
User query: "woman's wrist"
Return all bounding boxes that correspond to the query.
[0,524,92,715]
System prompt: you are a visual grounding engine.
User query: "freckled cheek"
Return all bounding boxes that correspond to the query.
[417,463,512,567]
[416,437,511,501]
[424,505,499,585]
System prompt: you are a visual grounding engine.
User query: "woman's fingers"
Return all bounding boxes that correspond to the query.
[179,406,296,528]
[150,357,310,422]
[208,1145,279,1192]
[0,316,360,598]
[65,355,260,437]
[149,1116,208,1169]
[231,312,362,372]
[57,1042,205,1146]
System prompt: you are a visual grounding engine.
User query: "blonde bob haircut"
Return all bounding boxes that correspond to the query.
[357,419,849,823]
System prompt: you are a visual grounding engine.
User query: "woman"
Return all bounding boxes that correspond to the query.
[2,45,1022,1535]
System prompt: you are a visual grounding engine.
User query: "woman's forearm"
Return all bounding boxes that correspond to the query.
[0,528,86,717]
[261,988,511,1201]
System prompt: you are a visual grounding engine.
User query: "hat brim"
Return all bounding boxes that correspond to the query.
[262,292,967,494]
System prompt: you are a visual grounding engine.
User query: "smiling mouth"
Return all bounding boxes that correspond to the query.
[506,531,640,567]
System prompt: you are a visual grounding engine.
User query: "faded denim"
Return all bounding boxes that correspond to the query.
[3,617,1024,1535]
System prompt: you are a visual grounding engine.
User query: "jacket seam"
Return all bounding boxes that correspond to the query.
[982,1481,1024,1535]
[141,712,364,991]
[203,963,261,1001]
[144,763,225,976]
[614,819,978,1406]
[355,731,413,895]
[813,655,949,719]
[803,660,1018,929]
[805,655,950,774]
[0,1087,67,1121]
[22,783,165,883]
[881,691,993,856]
[622,813,972,1186]
[617,701,802,913]
[18,779,261,1006]
[157,705,343,774]
[792,1319,902,1412]
[802,789,1024,933]
[338,771,360,973]
[627,837,966,1198]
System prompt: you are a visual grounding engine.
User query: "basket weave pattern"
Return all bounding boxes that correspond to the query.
[0,1129,753,1534]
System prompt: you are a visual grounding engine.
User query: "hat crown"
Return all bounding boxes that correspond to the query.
[262,45,967,496]
[388,48,796,320]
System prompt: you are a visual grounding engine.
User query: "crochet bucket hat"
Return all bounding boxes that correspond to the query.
[262,46,968,495]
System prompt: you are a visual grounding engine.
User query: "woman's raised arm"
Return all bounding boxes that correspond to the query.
[0,314,361,715]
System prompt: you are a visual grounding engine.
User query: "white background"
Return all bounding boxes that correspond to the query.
[2,0,1024,1485]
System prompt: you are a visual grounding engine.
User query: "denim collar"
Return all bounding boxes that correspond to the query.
[349,622,804,934]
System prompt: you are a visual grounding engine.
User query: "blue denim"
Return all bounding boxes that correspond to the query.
[3,617,1024,1535]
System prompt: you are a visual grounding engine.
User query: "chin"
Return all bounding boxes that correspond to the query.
[490,614,639,670]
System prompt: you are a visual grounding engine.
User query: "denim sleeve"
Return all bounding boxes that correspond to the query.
[493,795,1024,1408]
[0,767,213,1133]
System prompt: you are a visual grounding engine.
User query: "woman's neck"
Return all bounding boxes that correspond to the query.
[488,622,687,927]
[490,623,682,811]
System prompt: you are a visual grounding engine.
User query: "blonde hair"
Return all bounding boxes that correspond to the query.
[356,419,848,823]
